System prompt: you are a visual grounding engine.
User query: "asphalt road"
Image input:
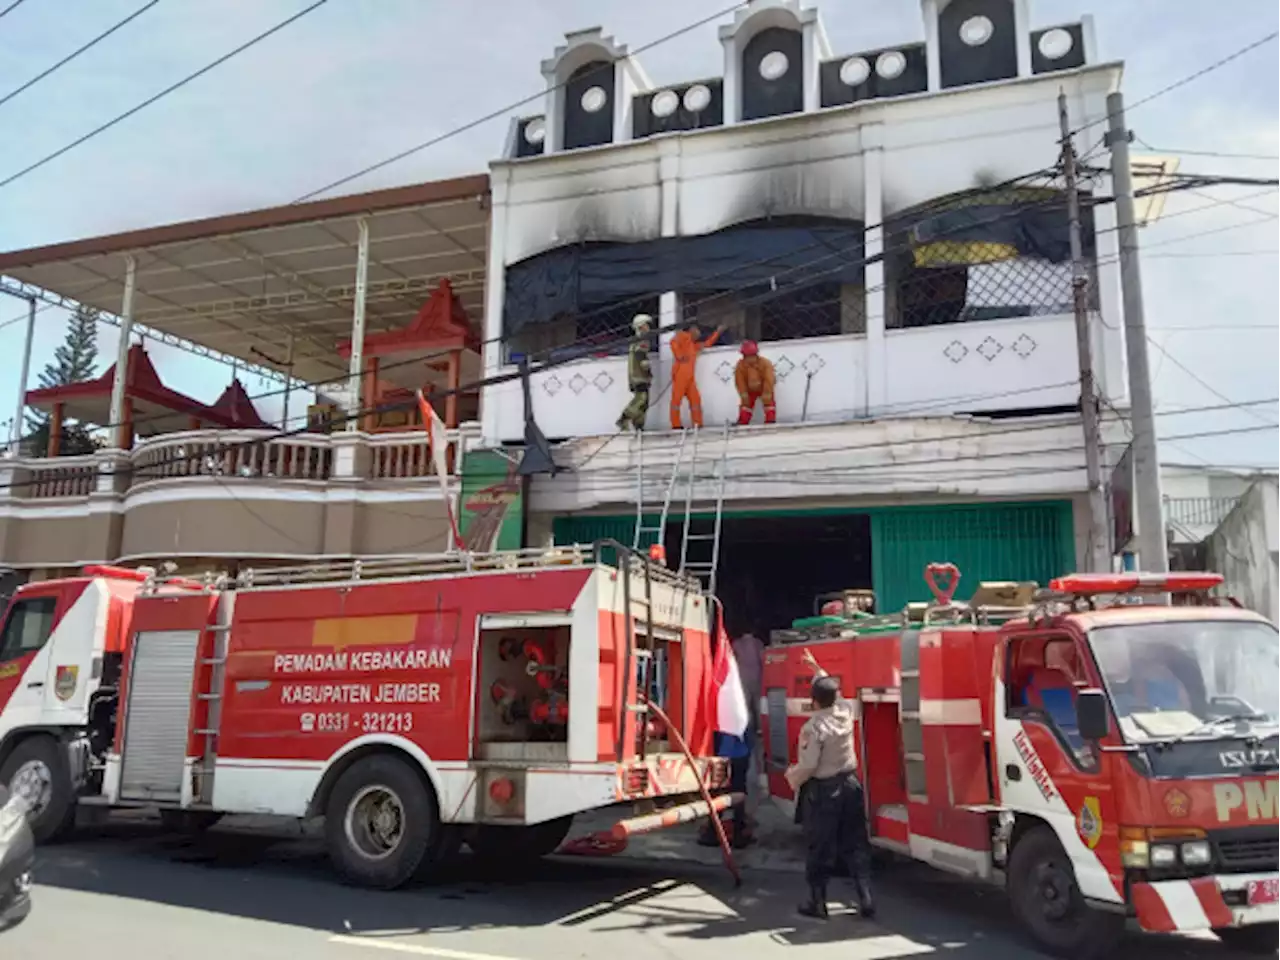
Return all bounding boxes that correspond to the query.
[0,819,1263,960]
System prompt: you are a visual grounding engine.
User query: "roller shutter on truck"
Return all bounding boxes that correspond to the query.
[120,630,201,802]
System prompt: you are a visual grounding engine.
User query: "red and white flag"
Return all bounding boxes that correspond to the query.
[710,615,749,738]
[417,390,465,552]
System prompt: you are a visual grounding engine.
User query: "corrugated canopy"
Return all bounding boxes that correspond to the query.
[0,174,490,387]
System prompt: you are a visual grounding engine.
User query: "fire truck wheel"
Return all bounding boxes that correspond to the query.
[1215,923,1280,955]
[1007,826,1123,959]
[325,754,437,889]
[0,736,76,843]
[468,816,573,866]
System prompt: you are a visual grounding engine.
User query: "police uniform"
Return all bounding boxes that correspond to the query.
[786,678,874,919]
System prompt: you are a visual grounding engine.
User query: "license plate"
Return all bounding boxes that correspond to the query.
[1246,879,1279,906]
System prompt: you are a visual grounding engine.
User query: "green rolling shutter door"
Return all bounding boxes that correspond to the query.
[871,501,1075,613]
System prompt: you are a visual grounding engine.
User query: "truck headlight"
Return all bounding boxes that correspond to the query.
[1150,844,1178,868]
[1181,840,1212,866]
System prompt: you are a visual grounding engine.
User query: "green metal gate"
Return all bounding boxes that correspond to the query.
[870,501,1075,612]
[553,500,1075,610]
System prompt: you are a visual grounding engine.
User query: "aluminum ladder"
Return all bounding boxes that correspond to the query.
[675,423,730,597]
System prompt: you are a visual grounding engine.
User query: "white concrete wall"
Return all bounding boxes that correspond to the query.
[483,62,1126,446]
[1207,478,1280,624]
[530,413,1129,515]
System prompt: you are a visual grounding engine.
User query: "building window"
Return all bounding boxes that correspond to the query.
[684,282,862,344]
[506,296,659,363]
[886,187,1097,330]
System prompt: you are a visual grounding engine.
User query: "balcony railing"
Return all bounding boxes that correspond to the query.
[1165,496,1240,535]
[1,424,481,503]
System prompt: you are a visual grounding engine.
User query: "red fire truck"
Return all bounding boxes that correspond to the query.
[763,565,1279,957]
[0,543,730,888]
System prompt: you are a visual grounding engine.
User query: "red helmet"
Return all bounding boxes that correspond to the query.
[740,340,759,357]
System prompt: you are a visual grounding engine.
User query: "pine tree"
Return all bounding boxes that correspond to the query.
[23,306,101,457]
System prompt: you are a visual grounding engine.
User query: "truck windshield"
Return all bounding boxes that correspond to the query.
[1089,620,1280,742]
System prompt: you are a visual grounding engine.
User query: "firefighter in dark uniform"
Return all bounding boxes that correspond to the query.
[785,647,875,920]
[616,313,654,432]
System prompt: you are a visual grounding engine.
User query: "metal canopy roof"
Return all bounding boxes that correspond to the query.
[0,174,490,387]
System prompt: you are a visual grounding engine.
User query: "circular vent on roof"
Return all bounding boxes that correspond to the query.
[875,50,906,80]
[839,56,870,86]
[683,83,712,113]
[759,50,790,81]
[651,89,679,118]
[524,118,545,145]
[959,15,995,47]
[1038,28,1074,61]
[580,86,608,113]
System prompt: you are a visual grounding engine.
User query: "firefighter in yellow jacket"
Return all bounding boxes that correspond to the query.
[616,313,654,432]
[734,340,776,425]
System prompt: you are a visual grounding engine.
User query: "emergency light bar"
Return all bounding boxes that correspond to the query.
[1048,572,1223,596]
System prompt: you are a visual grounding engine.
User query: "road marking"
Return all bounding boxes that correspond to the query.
[329,935,524,960]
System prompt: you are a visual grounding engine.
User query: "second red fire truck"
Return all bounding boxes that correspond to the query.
[0,543,729,888]
[764,566,1278,957]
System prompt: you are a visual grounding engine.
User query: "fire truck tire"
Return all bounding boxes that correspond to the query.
[1007,826,1123,959]
[1214,923,1279,954]
[324,754,437,889]
[0,736,76,843]
[467,816,573,865]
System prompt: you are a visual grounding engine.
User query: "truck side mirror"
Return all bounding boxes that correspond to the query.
[1077,688,1110,741]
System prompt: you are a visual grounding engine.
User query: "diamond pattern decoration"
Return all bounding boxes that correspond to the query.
[542,374,563,397]
[715,361,734,383]
[593,371,614,392]
[1012,333,1038,359]
[802,353,826,376]
[943,340,968,364]
[568,373,588,395]
[774,355,796,380]
[976,336,1003,362]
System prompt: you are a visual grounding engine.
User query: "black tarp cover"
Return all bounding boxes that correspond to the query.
[503,222,865,335]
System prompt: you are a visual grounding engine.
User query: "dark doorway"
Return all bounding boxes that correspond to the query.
[663,513,872,639]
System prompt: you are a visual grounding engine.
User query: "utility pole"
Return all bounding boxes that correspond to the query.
[1058,91,1111,573]
[1106,91,1168,573]
[4,293,37,453]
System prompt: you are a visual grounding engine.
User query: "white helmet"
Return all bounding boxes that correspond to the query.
[632,313,653,334]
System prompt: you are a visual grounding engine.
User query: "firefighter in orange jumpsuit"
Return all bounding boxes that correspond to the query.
[669,322,724,430]
[734,340,776,425]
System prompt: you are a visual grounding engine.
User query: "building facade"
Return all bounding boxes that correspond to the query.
[481,0,1130,622]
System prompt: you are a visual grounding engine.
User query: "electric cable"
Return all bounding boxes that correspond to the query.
[0,0,162,111]
[0,0,332,191]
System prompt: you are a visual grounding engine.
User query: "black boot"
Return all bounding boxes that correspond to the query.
[797,883,829,920]
[855,878,876,919]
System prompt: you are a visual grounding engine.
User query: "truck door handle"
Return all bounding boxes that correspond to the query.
[26,682,43,689]
[1005,764,1021,782]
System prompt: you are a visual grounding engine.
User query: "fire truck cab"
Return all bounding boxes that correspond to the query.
[0,545,729,888]
[763,566,1279,957]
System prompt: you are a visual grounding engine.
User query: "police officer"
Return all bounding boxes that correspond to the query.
[784,647,874,920]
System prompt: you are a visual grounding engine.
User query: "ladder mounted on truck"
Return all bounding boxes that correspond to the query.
[631,424,730,597]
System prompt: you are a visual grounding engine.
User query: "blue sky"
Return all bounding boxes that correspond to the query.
[0,0,1275,465]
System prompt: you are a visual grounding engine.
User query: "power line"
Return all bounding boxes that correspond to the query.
[292,2,748,203]
[0,0,31,20]
[1145,335,1279,429]
[7,167,1063,446]
[1134,142,1279,162]
[0,0,162,110]
[1067,30,1280,139]
[0,0,331,191]
[4,168,1271,457]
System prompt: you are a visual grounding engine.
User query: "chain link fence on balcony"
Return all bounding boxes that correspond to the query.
[885,184,1098,330]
